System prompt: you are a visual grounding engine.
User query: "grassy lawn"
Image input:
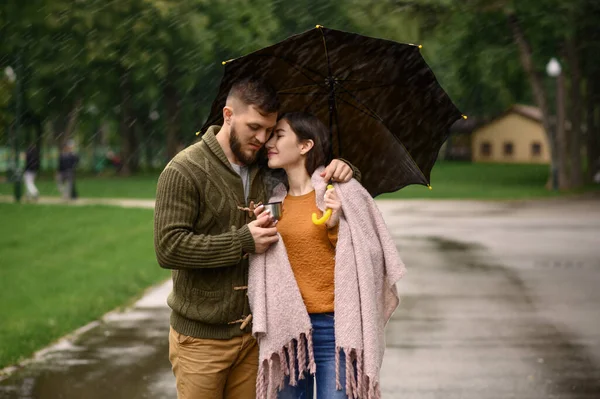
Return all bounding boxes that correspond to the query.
[1,162,598,200]
[0,203,169,369]
[0,172,160,199]
[381,161,600,200]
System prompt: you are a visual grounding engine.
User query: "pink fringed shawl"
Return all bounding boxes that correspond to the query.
[249,167,406,399]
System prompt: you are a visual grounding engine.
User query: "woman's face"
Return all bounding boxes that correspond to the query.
[265,119,310,170]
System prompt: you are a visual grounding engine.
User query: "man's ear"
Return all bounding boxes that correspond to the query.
[223,106,233,125]
[300,139,315,155]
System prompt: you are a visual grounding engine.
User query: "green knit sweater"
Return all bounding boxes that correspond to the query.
[154,126,266,339]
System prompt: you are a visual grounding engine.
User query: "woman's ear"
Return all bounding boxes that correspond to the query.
[300,139,315,155]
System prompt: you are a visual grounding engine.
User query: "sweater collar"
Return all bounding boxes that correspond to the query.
[202,125,261,189]
[270,166,327,211]
[202,125,234,169]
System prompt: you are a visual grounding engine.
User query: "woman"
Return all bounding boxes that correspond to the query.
[249,112,406,399]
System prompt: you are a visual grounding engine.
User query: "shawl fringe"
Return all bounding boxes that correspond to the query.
[256,330,316,399]
[257,339,383,399]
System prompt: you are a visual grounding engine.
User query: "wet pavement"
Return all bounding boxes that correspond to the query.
[2,197,600,398]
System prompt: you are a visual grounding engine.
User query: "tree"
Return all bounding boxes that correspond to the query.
[370,0,599,190]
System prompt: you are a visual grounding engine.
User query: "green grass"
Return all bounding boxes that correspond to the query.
[0,203,169,369]
[1,162,598,200]
[0,172,160,199]
[381,161,600,200]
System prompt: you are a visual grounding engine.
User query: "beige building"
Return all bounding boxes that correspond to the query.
[471,105,550,164]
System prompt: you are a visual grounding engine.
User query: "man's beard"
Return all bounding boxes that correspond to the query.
[230,125,260,165]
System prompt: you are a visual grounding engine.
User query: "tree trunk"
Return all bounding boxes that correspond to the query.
[506,12,556,189]
[100,121,109,147]
[136,114,152,171]
[566,40,584,189]
[53,112,68,148]
[556,72,570,189]
[444,134,453,160]
[128,122,139,174]
[119,69,135,176]
[34,116,43,170]
[588,78,599,180]
[145,135,154,171]
[64,97,83,141]
[164,65,181,161]
[52,98,83,151]
[34,117,43,149]
[92,122,101,175]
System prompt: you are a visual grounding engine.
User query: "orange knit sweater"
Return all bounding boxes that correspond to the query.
[276,190,338,313]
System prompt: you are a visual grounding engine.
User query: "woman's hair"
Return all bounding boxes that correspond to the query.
[278,112,331,176]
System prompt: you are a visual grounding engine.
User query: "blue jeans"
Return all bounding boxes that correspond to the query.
[278,313,347,399]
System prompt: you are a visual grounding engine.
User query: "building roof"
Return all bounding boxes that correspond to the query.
[471,104,544,134]
[508,104,543,122]
[450,104,543,136]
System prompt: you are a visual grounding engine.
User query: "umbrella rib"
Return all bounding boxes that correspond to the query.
[336,94,430,185]
[333,76,431,185]
[332,88,342,158]
[301,89,326,114]
[334,82,384,123]
[336,82,400,93]
[251,54,326,87]
[334,95,381,121]
[318,27,340,158]
[332,78,389,83]
[278,83,327,93]
[278,91,330,96]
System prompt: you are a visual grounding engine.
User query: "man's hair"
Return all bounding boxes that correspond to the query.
[227,76,280,114]
[279,112,330,176]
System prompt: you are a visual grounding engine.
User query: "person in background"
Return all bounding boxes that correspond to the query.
[24,143,40,201]
[57,140,79,200]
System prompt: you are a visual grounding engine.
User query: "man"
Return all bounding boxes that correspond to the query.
[24,143,40,201]
[153,76,358,399]
[57,140,79,200]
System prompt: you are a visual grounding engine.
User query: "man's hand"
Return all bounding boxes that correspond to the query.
[248,212,279,254]
[321,159,353,183]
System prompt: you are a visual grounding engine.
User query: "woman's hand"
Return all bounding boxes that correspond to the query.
[253,203,277,227]
[324,187,342,228]
[253,202,265,218]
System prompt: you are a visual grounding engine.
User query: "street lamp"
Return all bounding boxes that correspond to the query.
[4,66,16,83]
[5,55,23,202]
[546,57,562,191]
[87,104,100,174]
[546,58,561,77]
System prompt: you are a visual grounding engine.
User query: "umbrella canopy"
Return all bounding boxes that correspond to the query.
[200,26,463,197]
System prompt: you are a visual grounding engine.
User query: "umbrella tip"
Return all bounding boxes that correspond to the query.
[418,44,423,49]
[195,131,201,136]
[316,24,323,29]
[462,114,468,119]
[428,184,432,190]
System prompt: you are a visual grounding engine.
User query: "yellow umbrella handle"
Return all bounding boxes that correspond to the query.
[312,184,334,225]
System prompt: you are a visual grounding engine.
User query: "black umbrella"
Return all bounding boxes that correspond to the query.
[200,26,464,197]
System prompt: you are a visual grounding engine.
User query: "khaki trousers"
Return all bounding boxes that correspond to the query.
[169,326,258,399]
